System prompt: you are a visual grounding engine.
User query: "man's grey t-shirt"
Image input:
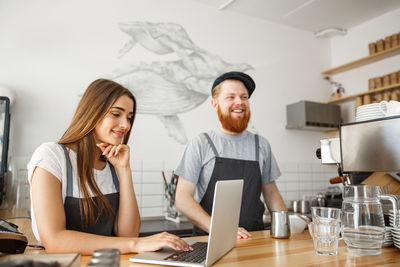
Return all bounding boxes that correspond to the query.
[175,128,281,202]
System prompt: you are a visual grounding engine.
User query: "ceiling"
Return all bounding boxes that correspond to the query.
[192,0,400,35]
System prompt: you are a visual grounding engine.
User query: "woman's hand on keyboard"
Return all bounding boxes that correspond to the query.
[135,232,193,253]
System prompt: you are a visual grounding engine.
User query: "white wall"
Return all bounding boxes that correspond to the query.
[329,8,400,122]
[0,0,337,216]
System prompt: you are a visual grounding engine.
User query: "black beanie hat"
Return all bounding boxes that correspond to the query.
[211,71,255,98]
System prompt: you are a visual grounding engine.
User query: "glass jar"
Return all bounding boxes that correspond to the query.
[341,185,398,255]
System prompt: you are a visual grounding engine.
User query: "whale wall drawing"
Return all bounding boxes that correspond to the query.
[106,21,253,144]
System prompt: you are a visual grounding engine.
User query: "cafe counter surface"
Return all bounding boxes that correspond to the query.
[2,209,400,266]
[104,231,400,267]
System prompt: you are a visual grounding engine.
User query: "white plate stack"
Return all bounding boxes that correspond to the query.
[389,209,400,249]
[383,226,393,247]
[391,227,400,249]
[356,103,385,122]
[389,209,399,227]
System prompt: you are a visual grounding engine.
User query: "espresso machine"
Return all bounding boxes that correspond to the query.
[317,115,400,182]
[316,115,400,207]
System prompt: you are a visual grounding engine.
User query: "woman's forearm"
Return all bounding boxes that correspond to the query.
[42,229,138,255]
[115,166,140,236]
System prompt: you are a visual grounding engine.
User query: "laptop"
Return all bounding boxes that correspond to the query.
[130,179,243,267]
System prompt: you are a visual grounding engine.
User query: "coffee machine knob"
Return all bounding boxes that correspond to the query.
[316,148,321,159]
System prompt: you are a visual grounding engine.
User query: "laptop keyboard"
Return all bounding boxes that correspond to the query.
[164,242,208,263]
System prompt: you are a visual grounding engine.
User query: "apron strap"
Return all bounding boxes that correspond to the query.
[61,145,74,197]
[255,134,259,162]
[204,132,260,161]
[109,164,120,192]
[203,133,219,157]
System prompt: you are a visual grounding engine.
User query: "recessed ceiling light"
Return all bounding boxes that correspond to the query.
[314,27,347,38]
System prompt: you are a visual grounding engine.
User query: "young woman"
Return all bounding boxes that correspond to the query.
[28,79,190,255]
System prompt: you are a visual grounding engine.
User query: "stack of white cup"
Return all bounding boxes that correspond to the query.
[356,100,400,122]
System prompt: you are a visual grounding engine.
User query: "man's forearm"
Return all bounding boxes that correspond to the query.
[176,195,211,232]
[262,182,287,212]
[266,193,287,212]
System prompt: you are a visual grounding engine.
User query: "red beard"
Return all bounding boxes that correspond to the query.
[217,105,251,134]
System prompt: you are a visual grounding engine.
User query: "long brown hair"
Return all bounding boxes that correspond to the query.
[58,78,136,228]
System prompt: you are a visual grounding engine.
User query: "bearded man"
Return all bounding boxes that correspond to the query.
[175,71,287,238]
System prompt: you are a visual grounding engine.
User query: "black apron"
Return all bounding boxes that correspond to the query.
[61,145,120,236]
[193,133,265,236]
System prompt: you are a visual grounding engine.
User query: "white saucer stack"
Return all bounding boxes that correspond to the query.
[391,227,400,249]
[383,226,393,247]
[389,209,400,249]
[389,209,399,227]
[356,103,385,122]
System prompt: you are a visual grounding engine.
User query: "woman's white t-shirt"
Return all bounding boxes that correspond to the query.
[27,142,118,243]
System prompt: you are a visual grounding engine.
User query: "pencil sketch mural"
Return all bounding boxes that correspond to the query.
[107,21,253,144]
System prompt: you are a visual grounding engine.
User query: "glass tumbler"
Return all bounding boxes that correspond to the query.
[311,207,342,225]
[309,222,340,256]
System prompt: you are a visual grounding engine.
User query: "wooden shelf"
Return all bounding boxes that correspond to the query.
[326,83,400,104]
[322,45,400,75]
[323,129,339,135]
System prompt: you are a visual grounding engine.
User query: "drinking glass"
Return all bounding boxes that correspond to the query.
[309,207,341,256]
[311,207,341,225]
[309,222,340,256]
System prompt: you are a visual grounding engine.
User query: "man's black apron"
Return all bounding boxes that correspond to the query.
[61,145,119,236]
[193,133,265,236]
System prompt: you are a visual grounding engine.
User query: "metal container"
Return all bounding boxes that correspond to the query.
[270,211,291,239]
[300,200,310,214]
[291,200,301,213]
[316,193,326,207]
[311,193,326,207]
[91,248,120,267]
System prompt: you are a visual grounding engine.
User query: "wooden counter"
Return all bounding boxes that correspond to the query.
[81,231,399,267]
[2,209,400,266]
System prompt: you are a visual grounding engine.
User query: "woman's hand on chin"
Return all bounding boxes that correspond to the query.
[96,143,130,169]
